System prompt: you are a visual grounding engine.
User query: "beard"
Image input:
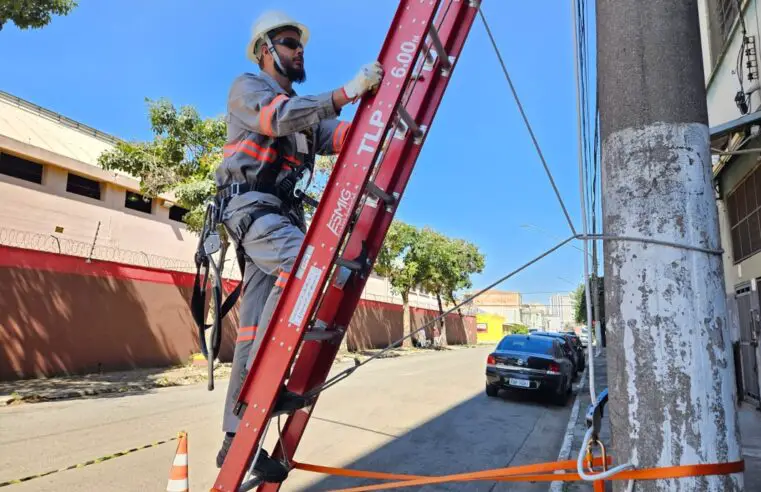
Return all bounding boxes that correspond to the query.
[284,59,306,84]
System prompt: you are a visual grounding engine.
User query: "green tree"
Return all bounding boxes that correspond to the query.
[98,98,226,234]
[0,0,77,30]
[417,228,485,346]
[504,323,529,335]
[97,98,335,257]
[374,220,422,348]
[572,274,605,324]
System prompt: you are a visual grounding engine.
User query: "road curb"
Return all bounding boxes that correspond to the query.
[548,365,588,492]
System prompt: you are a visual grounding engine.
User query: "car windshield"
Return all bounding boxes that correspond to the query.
[497,337,554,355]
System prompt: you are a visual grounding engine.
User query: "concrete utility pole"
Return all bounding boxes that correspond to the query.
[597,1,744,491]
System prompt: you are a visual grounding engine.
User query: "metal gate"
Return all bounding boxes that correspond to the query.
[737,287,760,402]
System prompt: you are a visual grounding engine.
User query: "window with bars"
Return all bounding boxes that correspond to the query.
[0,152,43,183]
[125,191,153,214]
[727,165,761,263]
[66,173,102,200]
[708,0,741,68]
[168,205,189,223]
[717,0,739,43]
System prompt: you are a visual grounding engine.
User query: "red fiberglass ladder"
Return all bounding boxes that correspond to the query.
[213,1,480,490]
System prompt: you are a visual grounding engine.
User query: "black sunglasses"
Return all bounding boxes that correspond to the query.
[272,37,303,51]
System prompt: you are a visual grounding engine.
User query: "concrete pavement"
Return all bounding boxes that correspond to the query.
[0,346,575,491]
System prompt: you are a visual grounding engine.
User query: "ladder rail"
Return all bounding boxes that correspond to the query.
[212,2,443,490]
[261,3,481,490]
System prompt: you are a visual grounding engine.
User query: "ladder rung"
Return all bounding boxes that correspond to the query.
[239,477,262,492]
[303,330,343,342]
[397,107,423,139]
[335,256,364,272]
[427,26,451,72]
[366,181,396,207]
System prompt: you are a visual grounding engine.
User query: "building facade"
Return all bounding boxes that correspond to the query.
[520,303,550,330]
[549,293,575,329]
[0,91,477,379]
[700,0,761,405]
[466,289,522,323]
[0,90,441,307]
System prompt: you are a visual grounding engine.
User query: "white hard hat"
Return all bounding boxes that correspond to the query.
[247,10,310,64]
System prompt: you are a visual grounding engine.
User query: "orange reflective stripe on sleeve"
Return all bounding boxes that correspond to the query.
[275,271,291,289]
[223,140,277,163]
[333,122,351,153]
[259,94,289,136]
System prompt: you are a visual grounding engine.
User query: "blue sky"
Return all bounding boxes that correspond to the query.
[0,1,594,304]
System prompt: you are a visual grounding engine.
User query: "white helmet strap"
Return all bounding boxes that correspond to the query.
[264,34,288,77]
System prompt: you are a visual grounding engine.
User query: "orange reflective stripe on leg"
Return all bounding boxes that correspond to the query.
[237,326,257,343]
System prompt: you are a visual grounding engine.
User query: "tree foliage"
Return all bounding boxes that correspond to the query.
[374,221,420,347]
[572,275,605,325]
[98,98,334,233]
[98,98,226,233]
[0,0,77,30]
[505,323,529,335]
[375,221,486,347]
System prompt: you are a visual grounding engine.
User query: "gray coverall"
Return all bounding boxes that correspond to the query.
[217,71,351,433]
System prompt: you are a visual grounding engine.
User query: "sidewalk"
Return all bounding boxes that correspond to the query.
[552,349,761,490]
[0,345,473,405]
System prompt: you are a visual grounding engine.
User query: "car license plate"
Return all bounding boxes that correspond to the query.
[509,378,530,388]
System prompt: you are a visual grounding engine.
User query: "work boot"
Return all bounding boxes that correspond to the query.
[216,433,289,483]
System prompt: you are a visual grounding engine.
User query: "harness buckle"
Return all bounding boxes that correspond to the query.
[230,182,241,197]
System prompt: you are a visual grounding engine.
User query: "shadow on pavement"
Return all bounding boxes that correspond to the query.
[303,388,573,492]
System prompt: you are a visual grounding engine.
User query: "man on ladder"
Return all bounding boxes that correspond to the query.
[212,10,384,482]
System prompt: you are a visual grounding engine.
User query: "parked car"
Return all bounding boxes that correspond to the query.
[532,331,584,374]
[578,327,589,347]
[485,334,574,405]
[560,331,586,371]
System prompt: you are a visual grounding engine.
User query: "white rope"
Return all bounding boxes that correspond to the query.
[576,427,635,481]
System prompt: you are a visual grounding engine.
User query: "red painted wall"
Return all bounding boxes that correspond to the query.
[0,246,475,380]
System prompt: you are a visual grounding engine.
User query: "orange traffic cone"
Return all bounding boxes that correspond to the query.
[166,431,189,492]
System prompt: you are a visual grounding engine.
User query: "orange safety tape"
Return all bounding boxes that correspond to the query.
[291,458,744,492]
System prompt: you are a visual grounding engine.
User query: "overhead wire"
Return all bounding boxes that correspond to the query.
[572,0,597,405]
[477,9,578,236]
[305,235,577,399]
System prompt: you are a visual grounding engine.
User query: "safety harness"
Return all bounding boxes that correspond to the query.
[191,133,317,391]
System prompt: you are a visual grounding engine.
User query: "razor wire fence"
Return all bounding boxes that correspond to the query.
[0,226,243,280]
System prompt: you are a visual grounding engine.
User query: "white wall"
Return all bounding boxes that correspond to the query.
[705,0,761,127]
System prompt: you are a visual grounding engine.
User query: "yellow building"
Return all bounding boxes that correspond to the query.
[475,312,506,344]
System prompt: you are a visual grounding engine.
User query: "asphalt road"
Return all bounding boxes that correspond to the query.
[0,346,575,491]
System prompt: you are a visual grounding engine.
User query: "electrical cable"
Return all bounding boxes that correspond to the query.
[478,8,578,236]
[304,235,577,399]
[571,0,597,404]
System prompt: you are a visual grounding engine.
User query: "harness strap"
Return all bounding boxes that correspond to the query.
[191,202,283,391]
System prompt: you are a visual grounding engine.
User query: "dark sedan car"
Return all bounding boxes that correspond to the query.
[561,331,586,371]
[533,331,585,373]
[485,334,574,405]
